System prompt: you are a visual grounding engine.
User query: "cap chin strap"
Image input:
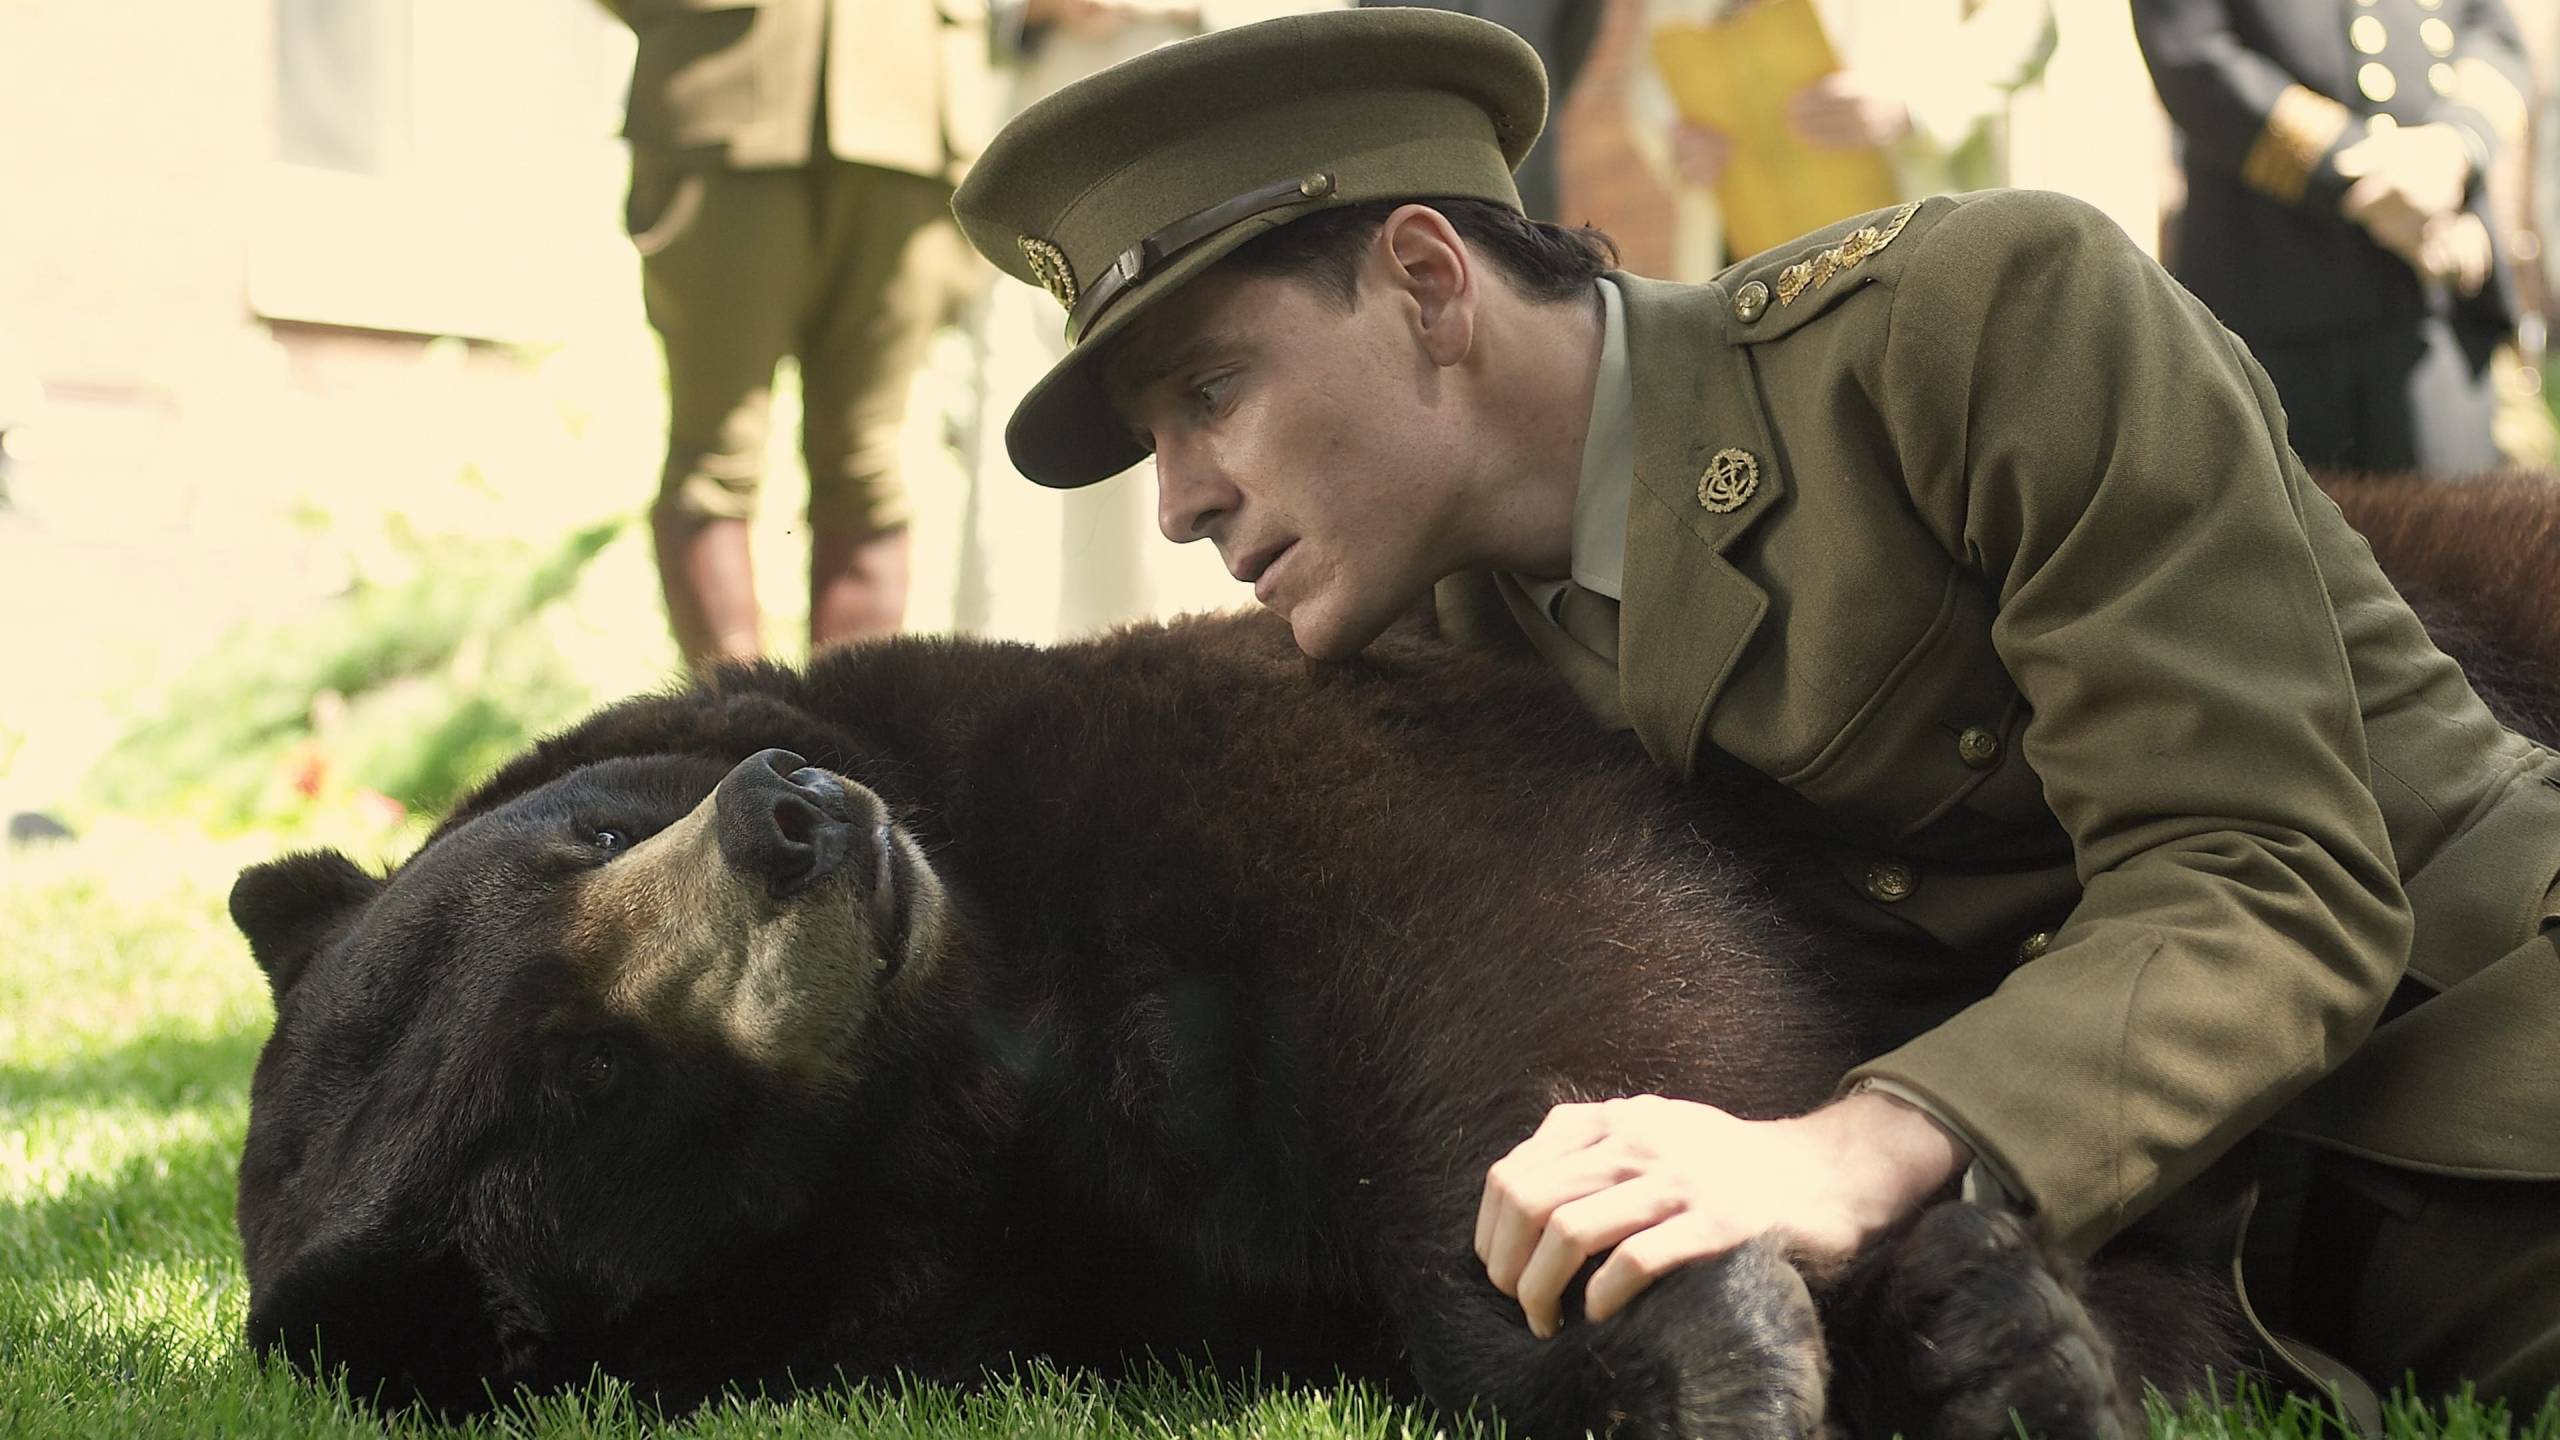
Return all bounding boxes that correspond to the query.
[1065,171,1339,343]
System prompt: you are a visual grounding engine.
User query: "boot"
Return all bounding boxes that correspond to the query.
[652,506,762,671]
[809,523,909,653]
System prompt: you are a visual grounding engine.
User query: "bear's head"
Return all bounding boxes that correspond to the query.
[229,746,967,1414]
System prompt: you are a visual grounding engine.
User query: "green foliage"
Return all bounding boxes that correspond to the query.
[82,519,624,830]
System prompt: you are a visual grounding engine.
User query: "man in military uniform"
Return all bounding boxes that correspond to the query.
[2134,0,2533,475]
[606,0,993,667]
[949,7,2560,1416]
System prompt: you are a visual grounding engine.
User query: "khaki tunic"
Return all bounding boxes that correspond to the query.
[605,0,995,181]
[1439,188,2560,1260]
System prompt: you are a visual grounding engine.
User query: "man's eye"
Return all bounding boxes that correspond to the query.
[1191,374,1231,411]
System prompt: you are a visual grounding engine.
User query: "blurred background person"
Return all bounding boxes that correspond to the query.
[1626,0,2055,278]
[2488,0,2557,467]
[607,0,995,670]
[1357,0,1611,221]
[2134,0,2534,475]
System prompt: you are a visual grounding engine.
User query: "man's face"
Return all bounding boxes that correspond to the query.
[1102,261,1471,661]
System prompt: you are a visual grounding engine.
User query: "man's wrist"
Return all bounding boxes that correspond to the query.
[1815,1090,1972,1246]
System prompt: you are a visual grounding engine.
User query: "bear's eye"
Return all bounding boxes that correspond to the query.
[591,827,629,858]
[573,1039,619,1098]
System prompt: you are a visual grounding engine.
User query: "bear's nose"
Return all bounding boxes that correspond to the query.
[712,748,875,898]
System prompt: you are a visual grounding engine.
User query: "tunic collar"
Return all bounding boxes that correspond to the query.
[1519,276,1634,618]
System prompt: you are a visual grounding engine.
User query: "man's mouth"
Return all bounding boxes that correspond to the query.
[1235,539,1296,602]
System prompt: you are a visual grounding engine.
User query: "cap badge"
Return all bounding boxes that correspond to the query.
[1699,447,1761,513]
[1776,200,1922,306]
[1019,236,1079,311]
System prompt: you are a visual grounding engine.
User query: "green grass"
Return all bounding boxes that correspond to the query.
[3,821,2555,1438]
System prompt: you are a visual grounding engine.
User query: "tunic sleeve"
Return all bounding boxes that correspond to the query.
[1839,191,2414,1255]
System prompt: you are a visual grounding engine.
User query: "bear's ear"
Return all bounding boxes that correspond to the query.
[229,850,381,1002]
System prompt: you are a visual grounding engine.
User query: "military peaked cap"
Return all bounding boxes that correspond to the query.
[952,7,1547,487]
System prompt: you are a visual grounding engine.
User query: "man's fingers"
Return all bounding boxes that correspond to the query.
[1583,1215,1740,1324]
[1474,1104,1610,1261]
[1670,126,1731,188]
[1789,100,1857,148]
[1480,1149,1640,1296]
[2341,175,2387,219]
[1510,1181,1686,1339]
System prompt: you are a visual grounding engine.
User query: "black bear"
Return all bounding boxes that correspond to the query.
[231,607,2246,1438]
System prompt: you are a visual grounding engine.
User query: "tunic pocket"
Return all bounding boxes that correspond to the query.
[625,156,706,257]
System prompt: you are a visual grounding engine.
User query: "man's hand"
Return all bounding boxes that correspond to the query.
[2338,122,2475,269]
[1472,1090,1968,1339]
[1669,120,1734,190]
[1786,70,1914,150]
[2418,211,2495,296]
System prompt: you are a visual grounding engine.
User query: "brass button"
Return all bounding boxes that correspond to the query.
[2016,930,2054,963]
[2420,17,2454,54]
[1732,279,1770,324]
[1864,862,1917,904]
[2350,15,2386,53]
[2430,62,2458,96]
[2417,0,2442,9]
[2369,112,2400,133]
[1956,725,2002,770]
[2359,62,2399,102]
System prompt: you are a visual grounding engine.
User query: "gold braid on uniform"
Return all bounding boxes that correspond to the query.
[2240,84,2352,205]
[1777,201,1922,307]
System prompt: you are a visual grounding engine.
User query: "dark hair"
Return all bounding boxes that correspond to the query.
[1219,198,1619,308]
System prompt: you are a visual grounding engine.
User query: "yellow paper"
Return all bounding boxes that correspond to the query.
[1649,0,1900,259]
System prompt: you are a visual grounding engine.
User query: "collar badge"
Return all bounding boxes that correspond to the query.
[1699,447,1761,513]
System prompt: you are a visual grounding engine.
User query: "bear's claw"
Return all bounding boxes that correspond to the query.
[1876,1202,2133,1440]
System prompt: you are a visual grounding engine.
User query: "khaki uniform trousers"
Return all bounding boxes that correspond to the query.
[2259,923,2560,1420]
[630,151,977,540]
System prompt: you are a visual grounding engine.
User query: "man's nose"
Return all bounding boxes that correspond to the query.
[1154,447,1236,545]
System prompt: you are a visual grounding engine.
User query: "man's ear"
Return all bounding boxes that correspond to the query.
[229,850,381,1003]
[1376,203,1477,367]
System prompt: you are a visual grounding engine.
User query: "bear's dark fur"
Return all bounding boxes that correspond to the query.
[2322,472,2560,743]
[231,610,2250,1439]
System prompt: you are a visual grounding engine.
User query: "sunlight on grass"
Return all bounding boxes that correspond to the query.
[0,1105,233,1205]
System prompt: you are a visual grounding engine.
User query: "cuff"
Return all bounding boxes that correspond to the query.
[1846,1077,2027,1214]
[2241,84,2353,206]
[2442,110,2497,178]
